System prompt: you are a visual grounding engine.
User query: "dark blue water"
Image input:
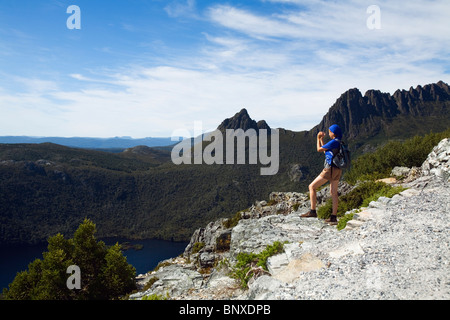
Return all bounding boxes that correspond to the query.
[0,238,188,291]
[0,242,48,292]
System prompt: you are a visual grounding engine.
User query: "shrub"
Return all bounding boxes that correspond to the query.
[344,129,450,184]
[255,241,285,271]
[142,293,168,300]
[192,242,205,254]
[216,232,231,252]
[224,211,243,229]
[337,213,354,231]
[142,277,159,291]
[230,241,286,289]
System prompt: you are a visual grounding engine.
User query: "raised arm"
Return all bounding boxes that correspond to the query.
[317,131,326,152]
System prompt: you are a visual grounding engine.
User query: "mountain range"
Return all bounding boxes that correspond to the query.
[314,80,450,145]
[0,81,449,245]
[0,136,177,150]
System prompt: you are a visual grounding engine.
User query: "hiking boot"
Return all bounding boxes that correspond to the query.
[301,210,317,218]
[325,215,338,225]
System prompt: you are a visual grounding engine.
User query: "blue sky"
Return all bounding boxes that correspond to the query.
[0,0,449,138]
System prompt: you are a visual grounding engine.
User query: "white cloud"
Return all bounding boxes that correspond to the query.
[164,0,197,18]
[207,1,450,90]
[0,0,448,138]
[69,74,89,81]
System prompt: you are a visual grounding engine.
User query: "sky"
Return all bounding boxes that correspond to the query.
[0,0,449,138]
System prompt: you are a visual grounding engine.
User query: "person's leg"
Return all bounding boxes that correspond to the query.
[325,179,340,225]
[309,175,328,210]
[301,174,328,217]
[330,179,339,216]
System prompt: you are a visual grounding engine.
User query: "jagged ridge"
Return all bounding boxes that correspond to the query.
[217,108,271,133]
[314,81,450,140]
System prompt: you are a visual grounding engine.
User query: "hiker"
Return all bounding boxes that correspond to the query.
[301,124,343,225]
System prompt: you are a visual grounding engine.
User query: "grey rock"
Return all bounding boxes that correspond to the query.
[421,138,450,181]
[199,252,217,268]
[130,263,204,299]
[244,275,296,300]
[391,166,411,177]
[288,164,304,182]
[184,219,230,257]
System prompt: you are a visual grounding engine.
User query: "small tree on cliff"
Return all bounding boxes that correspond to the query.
[2,218,136,300]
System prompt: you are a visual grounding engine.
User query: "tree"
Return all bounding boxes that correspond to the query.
[72,219,107,299]
[100,243,136,299]
[2,219,136,300]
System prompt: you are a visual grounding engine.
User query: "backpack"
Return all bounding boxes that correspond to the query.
[332,140,351,169]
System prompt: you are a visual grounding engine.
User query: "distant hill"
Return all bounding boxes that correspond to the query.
[0,81,449,245]
[0,136,178,150]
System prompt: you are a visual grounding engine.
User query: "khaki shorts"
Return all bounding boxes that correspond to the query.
[319,167,342,182]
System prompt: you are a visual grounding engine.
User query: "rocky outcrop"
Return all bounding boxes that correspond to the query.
[183,218,232,268]
[421,138,450,181]
[130,138,450,300]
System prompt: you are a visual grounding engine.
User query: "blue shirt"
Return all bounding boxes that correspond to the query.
[322,138,341,167]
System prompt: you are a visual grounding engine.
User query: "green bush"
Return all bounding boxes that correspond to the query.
[142,277,159,291]
[230,241,286,289]
[216,232,231,253]
[192,242,205,254]
[142,293,168,300]
[344,129,450,184]
[224,211,243,229]
[337,213,354,231]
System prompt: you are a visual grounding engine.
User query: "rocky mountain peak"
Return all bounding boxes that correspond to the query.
[217,108,271,133]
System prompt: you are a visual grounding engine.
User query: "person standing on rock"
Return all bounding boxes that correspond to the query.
[301,124,343,225]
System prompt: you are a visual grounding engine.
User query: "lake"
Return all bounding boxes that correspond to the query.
[0,238,188,292]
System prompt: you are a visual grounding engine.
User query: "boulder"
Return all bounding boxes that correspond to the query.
[391,166,411,178]
[287,164,304,182]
